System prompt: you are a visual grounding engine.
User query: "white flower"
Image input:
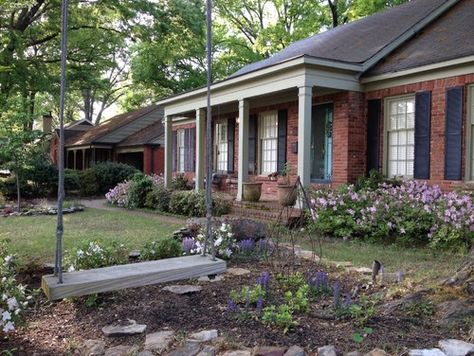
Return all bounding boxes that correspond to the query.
[3,321,15,333]
[7,297,18,311]
[14,309,20,315]
[68,265,75,272]
[2,310,12,321]
[4,255,13,265]
[76,249,84,257]
[2,294,7,301]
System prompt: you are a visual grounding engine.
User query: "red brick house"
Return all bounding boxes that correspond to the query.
[50,105,165,175]
[157,0,474,199]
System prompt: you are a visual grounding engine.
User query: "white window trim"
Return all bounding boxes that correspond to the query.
[383,94,416,179]
[258,110,278,175]
[465,85,474,181]
[214,119,229,172]
[177,129,186,173]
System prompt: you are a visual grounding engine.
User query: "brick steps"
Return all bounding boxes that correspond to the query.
[227,200,302,224]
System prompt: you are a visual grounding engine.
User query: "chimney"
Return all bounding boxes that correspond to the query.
[42,112,53,133]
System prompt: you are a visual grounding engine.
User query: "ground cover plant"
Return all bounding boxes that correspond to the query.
[310,178,474,252]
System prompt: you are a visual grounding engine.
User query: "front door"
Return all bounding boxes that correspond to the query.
[311,103,333,181]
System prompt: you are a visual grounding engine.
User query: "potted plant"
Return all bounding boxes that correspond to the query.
[277,163,297,206]
[242,177,262,202]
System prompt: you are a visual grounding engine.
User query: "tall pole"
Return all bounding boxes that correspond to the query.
[203,0,215,260]
[55,0,69,283]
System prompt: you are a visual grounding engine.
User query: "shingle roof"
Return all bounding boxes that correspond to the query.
[117,120,164,147]
[365,0,474,76]
[231,0,449,78]
[64,105,162,147]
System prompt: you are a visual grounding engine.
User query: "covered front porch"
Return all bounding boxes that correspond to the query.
[159,57,366,201]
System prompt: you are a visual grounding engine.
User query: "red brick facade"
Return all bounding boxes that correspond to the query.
[171,73,474,195]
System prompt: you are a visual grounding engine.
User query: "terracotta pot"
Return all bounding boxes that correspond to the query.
[277,185,297,206]
[242,182,263,202]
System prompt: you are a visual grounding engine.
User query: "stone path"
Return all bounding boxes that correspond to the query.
[79,198,186,225]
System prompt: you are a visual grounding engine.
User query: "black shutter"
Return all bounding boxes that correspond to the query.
[248,115,258,175]
[189,127,196,172]
[366,99,381,173]
[444,87,464,180]
[183,129,190,172]
[227,118,235,173]
[414,91,431,179]
[172,131,177,172]
[277,109,288,174]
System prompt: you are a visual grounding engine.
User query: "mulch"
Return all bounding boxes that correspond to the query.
[0,259,467,355]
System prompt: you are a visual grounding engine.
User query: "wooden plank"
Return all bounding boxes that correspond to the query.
[42,255,226,301]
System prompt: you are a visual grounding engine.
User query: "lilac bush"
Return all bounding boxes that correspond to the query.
[105,174,165,208]
[310,180,474,251]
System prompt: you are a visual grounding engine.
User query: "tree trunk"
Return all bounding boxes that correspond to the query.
[16,172,21,213]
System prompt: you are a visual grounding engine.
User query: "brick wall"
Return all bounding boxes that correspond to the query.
[366,73,474,190]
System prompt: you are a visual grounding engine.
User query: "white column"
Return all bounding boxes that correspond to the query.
[195,108,205,191]
[164,115,173,188]
[298,86,313,187]
[237,99,250,201]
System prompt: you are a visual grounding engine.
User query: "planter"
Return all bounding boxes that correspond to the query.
[277,185,297,207]
[242,182,263,202]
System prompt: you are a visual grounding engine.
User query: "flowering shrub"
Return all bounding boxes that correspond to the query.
[310,180,474,251]
[105,174,165,208]
[105,181,131,206]
[140,237,182,261]
[65,240,128,271]
[192,223,236,258]
[0,240,32,334]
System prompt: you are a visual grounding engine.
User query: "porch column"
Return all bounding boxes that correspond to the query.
[237,99,250,201]
[195,108,205,191]
[298,86,313,187]
[164,115,173,188]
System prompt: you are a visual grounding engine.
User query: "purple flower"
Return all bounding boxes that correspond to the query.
[309,271,329,291]
[227,299,238,313]
[182,238,197,255]
[239,239,255,254]
[256,272,271,289]
[332,281,341,307]
[256,297,264,313]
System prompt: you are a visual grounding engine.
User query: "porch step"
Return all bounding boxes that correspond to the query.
[228,201,302,225]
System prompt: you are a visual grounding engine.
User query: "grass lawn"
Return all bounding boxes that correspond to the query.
[0,207,183,264]
[301,237,462,285]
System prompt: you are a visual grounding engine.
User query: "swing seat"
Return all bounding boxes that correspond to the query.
[41,255,226,301]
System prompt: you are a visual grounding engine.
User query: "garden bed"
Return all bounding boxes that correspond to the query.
[1,258,469,355]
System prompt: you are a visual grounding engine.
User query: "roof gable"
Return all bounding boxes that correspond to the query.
[231,0,450,78]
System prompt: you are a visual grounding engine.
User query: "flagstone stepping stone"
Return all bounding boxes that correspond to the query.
[102,319,146,337]
[167,341,202,356]
[253,346,287,356]
[408,349,446,356]
[198,275,224,283]
[317,345,337,356]
[163,285,202,294]
[438,339,474,356]
[196,345,216,356]
[145,330,175,352]
[82,339,106,356]
[104,345,140,356]
[138,352,155,356]
[188,330,218,342]
[284,346,306,356]
[364,349,389,356]
[221,351,251,356]
[227,268,250,276]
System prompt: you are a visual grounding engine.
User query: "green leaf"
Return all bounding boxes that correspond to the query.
[352,332,364,343]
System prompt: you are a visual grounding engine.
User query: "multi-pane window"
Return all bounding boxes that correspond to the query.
[177,129,185,173]
[468,86,474,180]
[215,121,228,171]
[386,96,415,178]
[259,111,278,174]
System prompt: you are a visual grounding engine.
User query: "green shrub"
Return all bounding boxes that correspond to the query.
[169,190,206,217]
[64,169,81,193]
[171,174,191,190]
[127,174,153,208]
[65,240,128,271]
[79,169,100,196]
[24,157,58,197]
[140,237,182,261]
[92,162,138,194]
[144,185,172,212]
[0,175,34,199]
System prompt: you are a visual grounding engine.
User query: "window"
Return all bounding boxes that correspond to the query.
[259,111,278,174]
[467,86,474,180]
[311,103,333,181]
[177,129,185,173]
[215,121,228,171]
[386,96,415,178]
